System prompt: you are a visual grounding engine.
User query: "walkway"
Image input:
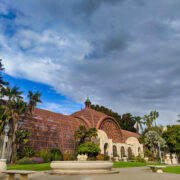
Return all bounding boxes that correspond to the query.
[1,167,179,180]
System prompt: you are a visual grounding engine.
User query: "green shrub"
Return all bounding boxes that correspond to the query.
[21,147,36,158]
[135,156,146,163]
[50,148,62,161]
[96,154,110,161]
[144,149,153,158]
[39,150,51,162]
[18,158,36,164]
[78,142,100,157]
[63,153,76,161]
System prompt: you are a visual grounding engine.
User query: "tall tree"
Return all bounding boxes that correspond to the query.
[0,59,8,87]
[150,110,159,126]
[134,116,144,134]
[27,91,42,113]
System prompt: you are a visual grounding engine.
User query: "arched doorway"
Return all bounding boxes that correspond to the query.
[128,147,133,159]
[113,145,117,156]
[104,143,108,155]
[120,146,125,157]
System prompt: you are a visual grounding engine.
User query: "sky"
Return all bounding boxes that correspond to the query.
[0,0,180,125]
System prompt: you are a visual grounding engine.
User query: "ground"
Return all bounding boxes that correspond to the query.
[1,167,179,180]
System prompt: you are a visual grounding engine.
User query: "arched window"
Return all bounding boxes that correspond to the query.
[104,143,108,155]
[128,147,133,159]
[120,146,125,157]
[113,145,117,156]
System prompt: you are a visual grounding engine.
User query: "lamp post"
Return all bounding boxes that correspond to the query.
[0,124,10,171]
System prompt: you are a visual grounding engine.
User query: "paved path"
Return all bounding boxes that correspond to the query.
[1,167,179,180]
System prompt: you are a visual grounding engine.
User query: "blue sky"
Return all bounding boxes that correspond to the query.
[1,0,180,125]
[3,74,82,114]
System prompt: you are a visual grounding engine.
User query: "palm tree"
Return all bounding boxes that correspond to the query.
[134,116,144,133]
[27,91,42,113]
[0,59,8,87]
[143,114,153,129]
[150,110,159,126]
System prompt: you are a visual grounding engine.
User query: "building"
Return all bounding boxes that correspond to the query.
[20,99,143,158]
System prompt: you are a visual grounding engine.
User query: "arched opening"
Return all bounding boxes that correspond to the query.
[128,147,133,159]
[104,143,108,155]
[113,145,117,156]
[120,146,125,157]
[138,147,141,155]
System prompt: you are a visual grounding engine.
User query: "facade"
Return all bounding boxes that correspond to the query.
[20,99,143,158]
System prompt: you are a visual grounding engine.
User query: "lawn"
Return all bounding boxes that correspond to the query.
[163,166,180,174]
[7,163,51,171]
[7,162,163,171]
[113,162,163,168]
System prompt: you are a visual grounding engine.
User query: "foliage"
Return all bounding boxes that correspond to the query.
[134,116,144,133]
[143,110,159,129]
[91,104,137,132]
[18,158,36,165]
[31,157,45,164]
[74,125,98,145]
[7,163,52,171]
[15,130,30,146]
[63,153,76,161]
[39,150,51,162]
[162,125,180,155]
[50,148,62,161]
[144,131,167,153]
[78,142,100,157]
[135,156,146,163]
[96,154,104,160]
[144,149,153,158]
[21,147,36,158]
[0,60,42,162]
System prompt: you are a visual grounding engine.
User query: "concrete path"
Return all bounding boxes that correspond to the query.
[1,167,179,180]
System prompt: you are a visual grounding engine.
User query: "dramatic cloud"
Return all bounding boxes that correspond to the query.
[1,0,180,125]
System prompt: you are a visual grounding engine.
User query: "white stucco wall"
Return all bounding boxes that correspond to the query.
[98,130,143,158]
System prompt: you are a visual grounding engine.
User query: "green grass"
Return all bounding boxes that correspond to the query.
[113,162,163,168]
[7,163,51,171]
[163,166,180,174]
[7,162,165,171]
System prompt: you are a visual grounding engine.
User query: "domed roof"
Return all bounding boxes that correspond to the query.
[71,107,109,128]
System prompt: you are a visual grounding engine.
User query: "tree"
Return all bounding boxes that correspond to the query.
[0,59,8,87]
[74,125,98,145]
[144,131,167,156]
[27,91,42,114]
[162,125,180,156]
[120,113,137,132]
[150,110,159,126]
[134,116,144,134]
[91,104,137,132]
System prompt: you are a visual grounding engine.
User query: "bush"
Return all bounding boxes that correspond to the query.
[31,157,45,164]
[18,158,36,164]
[39,150,51,162]
[21,147,36,158]
[78,142,100,157]
[88,157,97,161]
[96,154,110,161]
[63,153,76,161]
[50,148,62,161]
[18,157,45,164]
[144,149,153,158]
[135,156,146,163]
[96,154,104,160]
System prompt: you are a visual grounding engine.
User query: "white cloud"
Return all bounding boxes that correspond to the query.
[1,0,180,126]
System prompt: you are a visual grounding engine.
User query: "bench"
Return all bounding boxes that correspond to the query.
[1,170,35,180]
[147,165,166,173]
